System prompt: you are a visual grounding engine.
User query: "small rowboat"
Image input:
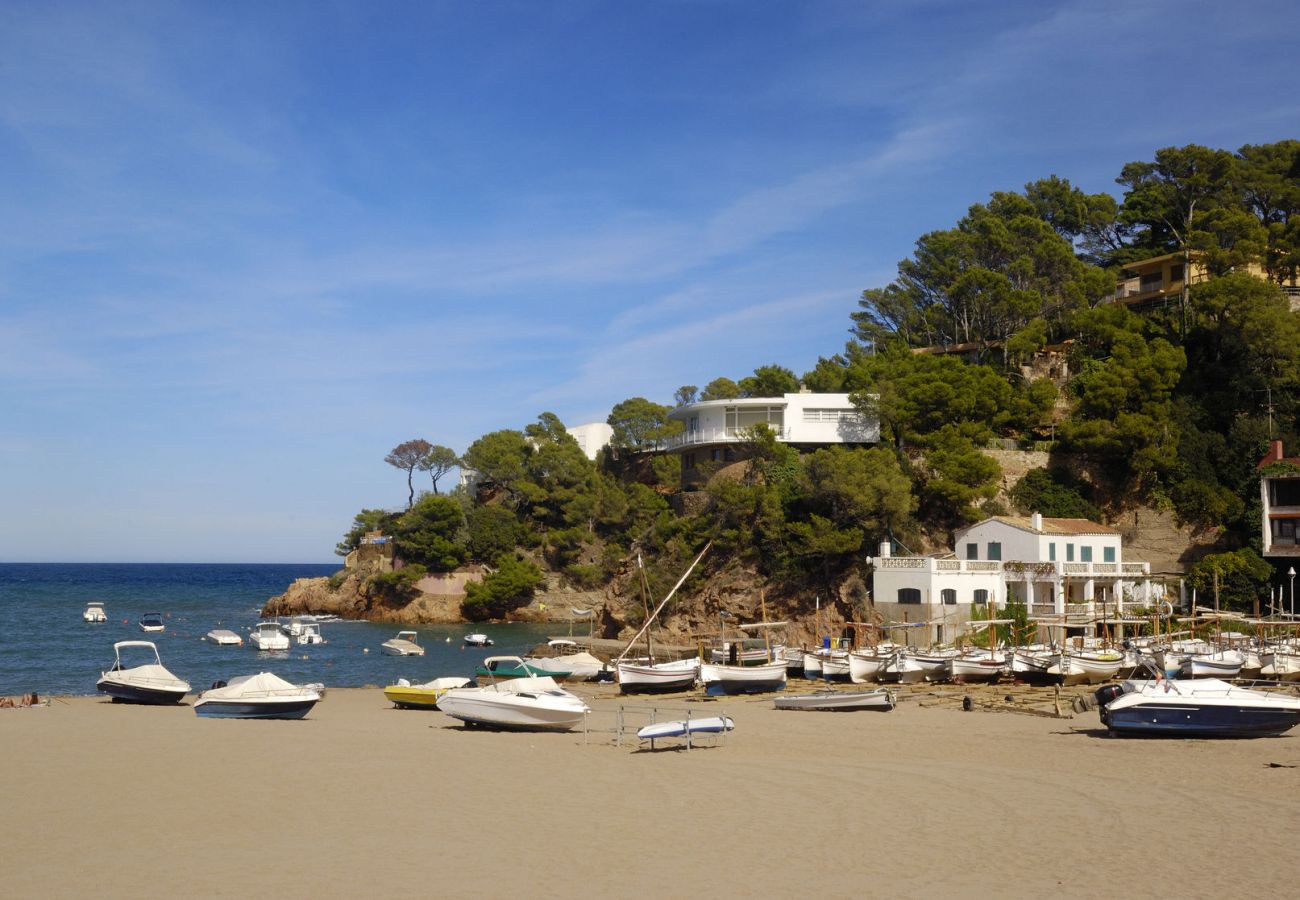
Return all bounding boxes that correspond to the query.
[774,689,895,712]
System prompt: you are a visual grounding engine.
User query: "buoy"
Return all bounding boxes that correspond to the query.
[445,636,451,643]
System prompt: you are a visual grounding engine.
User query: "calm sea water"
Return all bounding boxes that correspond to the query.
[0,563,556,696]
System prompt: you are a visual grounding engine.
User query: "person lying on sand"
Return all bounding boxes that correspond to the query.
[0,693,41,708]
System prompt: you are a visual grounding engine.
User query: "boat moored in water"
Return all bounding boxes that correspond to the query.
[463,633,493,647]
[381,630,425,656]
[205,629,243,646]
[83,602,107,623]
[249,622,290,652]
[138,613,165,633]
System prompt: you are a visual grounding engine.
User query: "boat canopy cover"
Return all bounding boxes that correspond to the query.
[201,672,315,700]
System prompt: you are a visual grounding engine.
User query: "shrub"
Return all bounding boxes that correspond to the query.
[461,555,544,622]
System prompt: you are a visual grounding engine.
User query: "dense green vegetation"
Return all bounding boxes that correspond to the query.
[342,141,1300,616]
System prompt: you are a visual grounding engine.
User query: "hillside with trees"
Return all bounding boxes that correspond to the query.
[271,140,1300,629]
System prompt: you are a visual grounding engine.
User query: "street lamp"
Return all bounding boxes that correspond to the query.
[1289,567,1296,618]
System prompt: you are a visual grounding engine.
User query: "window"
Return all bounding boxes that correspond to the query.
[725,405,784,434]
[1103,546,1115,563]
[684,453,696,469]
[987,542,1001,561]
[802,408,861,423]
[1170,263,1185,282]
[898,588,921,604]
[941,589,957,605]
[1081,546,1092,562]
[1049,542,1056,562]
[973,589,989,606]
[1272,479,1300,506]
[966,543,978,560]
[1066,543,1075,562]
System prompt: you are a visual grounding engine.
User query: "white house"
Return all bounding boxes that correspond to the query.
[1257,440,1300,558]
[665,389,878,485]
[870,513,1157,643]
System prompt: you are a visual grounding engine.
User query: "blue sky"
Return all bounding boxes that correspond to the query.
[2,0,1296,563]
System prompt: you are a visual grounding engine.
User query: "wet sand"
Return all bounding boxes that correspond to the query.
[4,684,1299,898]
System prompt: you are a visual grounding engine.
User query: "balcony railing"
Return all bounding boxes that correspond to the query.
[667,425,791,450]
[875,557,1150,577]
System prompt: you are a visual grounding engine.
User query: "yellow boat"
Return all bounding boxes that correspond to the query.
[383,676,472,709]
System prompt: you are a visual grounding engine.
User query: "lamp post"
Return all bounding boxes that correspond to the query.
[1289,567,1296,618]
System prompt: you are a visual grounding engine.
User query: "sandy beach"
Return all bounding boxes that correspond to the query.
[4,683,1299,899]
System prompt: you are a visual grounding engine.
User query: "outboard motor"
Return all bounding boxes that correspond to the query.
[1094,683,1127,709]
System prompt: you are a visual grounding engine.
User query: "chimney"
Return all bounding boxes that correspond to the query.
[879,540,892,559]
[1259,440,1286,469]
[1032,512,1043,532]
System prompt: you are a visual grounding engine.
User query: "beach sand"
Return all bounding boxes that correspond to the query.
[4,684,1298,898]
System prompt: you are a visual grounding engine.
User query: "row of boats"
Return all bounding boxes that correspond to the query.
[95,641,324,719]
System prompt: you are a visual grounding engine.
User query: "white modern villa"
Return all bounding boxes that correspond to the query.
[1258,440,1300,558]
[870,514,1159,643]
[666,390,878,486]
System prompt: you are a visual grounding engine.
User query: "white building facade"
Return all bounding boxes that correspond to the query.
[666,390,878,486]
[870,514,1158,642]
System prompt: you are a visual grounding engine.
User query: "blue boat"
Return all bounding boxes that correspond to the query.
[193,672,323,720]
[1098,678,1300,738]
[96,641,191,704]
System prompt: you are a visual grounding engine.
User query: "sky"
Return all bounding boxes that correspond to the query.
[2,0,1297,563]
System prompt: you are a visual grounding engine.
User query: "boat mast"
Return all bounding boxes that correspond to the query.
[613,541,712,665]
[637,553,653,663]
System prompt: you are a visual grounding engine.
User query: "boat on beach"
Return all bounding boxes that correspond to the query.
[83,602,107,623]
[637,715,734,741]
[477,657,570,681]
[1098,677,1300,738]
[437,657,590,731]
[774,689,895,712]
[616,658,700,694]
[383,676,472,710]
[699,660,787,695]
[381,630,425,657]
[96,641,191,705]
[192,672,322,719]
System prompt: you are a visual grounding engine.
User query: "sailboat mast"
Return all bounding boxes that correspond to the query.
[613,541,713,665]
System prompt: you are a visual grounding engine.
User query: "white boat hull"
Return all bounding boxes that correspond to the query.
[848,652,888,684]
[617,659,700,694]
[699,661,787,694]
[774,689,895,711]
[438,685,589,732]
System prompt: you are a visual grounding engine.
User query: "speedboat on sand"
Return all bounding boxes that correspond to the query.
[1098,677,1300,738]
[437,657,589,731]
[383,676,472,710]
[97,641,190,704]
[193,672,322,719]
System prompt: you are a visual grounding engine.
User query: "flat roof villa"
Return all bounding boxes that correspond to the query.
[666,390,878,487]
[870,513,1158,643]
[1258,440,1300,558]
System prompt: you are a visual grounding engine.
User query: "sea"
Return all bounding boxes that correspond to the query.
[0,563,557,696]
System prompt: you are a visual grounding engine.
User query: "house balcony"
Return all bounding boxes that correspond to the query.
[666,425,792,450]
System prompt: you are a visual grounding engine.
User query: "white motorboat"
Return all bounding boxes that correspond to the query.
[617,658,700,694]
[296,623,325,645]
[381,630,425,656]
[463,633,494,647]
[249,622,290,652]
[1098,677,1300,737]
[205,629,243,646]
[383,676,472,709]
[96,641,190,704]
[437,657,590,731]
[774,688,895,711]
[139,612,165,633]
[280,615,319,637]
[83,602,107,623]
[193,672,322,719]
[699,660,787,695]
